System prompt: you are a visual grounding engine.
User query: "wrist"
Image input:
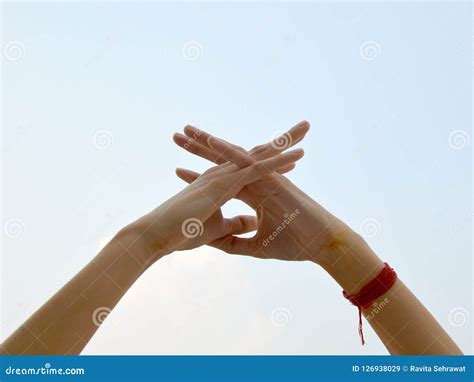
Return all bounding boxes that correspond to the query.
[114,221,171,268]
[316,228,385,294]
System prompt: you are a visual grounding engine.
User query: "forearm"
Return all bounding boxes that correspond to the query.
[1,225,161,355]
[318,231,463,355]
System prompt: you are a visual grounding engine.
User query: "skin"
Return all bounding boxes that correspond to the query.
[173,121,463,355]
[1,122,462,355]
[1,139,303,355]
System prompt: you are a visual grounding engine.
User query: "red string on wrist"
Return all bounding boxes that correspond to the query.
[342,262,397,345]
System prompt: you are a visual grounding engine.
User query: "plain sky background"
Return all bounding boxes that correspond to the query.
[1,1,472,355]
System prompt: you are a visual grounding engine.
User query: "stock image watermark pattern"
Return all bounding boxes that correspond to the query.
[182,218,204,239]
[182,41,203,61]
[366,298,390,322]
[4,363,85,376]
[359,218,382,239]
[4,219,25,238]
[270,131,293,151]
[271,307,292,327]
[92,130,114,150]
[448,130,470,150]
[184,128,202,149]
[359,41,381,61]
[4,41,25,61]
[92,306,112,327]
[448,307,470,328]
[263,209,300,247]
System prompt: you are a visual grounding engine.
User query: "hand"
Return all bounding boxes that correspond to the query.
[173,122,356,265]
[123,135,305,266]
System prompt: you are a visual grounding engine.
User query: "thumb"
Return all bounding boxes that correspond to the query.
[221,215,257,236]
[210,235,252,255]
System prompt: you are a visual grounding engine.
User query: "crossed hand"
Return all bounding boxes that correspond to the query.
[134,121,353,267]
[3,121,462,357]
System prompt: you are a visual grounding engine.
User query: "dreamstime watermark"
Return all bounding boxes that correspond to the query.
[359,218,381,239]
[4,41,25,61]
[184,128,202,149]
[270,131,293,151]
[181,218,204,238]
[366,298,390,322]
[448,130,470,150]
[271,307,292,327]
[92,306,111,327]
[182,41,203,61]
[4,219,25,238]
[4,363,84,376]
[360,41,381,61]
[448,307,470,328]
[262,209,300,247]
[92,129,114,150]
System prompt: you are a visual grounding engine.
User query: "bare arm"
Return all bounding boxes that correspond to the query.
[1,139,303,355]
[319,233,463,355]
[1,228,157,355]
[174,122,463,355]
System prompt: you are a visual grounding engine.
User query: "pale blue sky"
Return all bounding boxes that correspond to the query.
[1,1,472,354]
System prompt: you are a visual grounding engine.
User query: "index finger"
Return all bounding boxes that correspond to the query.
[250,120,310,160]
[207,137,256,168]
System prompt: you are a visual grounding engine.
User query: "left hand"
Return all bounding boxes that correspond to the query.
[172,122,354,265]
[123,135,305,266]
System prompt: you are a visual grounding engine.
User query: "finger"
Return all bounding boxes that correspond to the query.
[184,125,248,153]
[209,235,254,256]
[179,121,309,167]
[260,148,304,172]
[197,148,302,207]
[221,215,257,236]
[276,162,296,175]
[183,125,212,148]
[176,168,200,183]
[250,120,310,160]
[229,148,304,187]
[173,133,228,164]
[208,136,256,168]
[176,163,293,185]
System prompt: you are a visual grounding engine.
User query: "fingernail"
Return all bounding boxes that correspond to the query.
[173,133,186,143]
[184,125,198,133]
[297,121,310,131]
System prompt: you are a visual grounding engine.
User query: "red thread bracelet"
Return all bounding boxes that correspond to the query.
[342,263,397,345]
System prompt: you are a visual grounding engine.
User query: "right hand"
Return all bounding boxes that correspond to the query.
[173,121,357,265]
[123,134,304,266]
